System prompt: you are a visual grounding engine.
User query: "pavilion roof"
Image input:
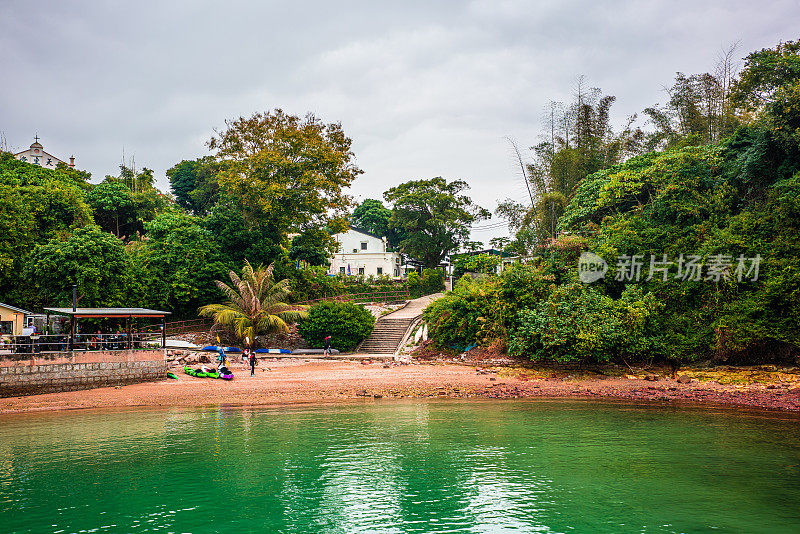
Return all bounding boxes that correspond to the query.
[44,307,171,318]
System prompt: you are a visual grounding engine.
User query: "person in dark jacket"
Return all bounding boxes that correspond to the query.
[323,335,332,357]
[249,350,257,376]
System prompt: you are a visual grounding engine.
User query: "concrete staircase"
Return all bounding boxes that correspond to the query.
[357,317,417,354]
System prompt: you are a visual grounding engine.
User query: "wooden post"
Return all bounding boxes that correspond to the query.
[161,316,166,349]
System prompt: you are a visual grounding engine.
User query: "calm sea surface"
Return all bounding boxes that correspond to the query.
[1,400,799,533]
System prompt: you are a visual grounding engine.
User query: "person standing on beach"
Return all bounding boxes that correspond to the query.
[323,335,332,356]
[249,350,257,376]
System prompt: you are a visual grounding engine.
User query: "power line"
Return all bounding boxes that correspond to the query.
[470,221,509,229]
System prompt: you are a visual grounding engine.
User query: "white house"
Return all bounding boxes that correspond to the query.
[14,136,75,170]
[329,228,403,278]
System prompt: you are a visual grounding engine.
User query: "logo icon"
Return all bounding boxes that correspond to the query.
[578,252,608,283]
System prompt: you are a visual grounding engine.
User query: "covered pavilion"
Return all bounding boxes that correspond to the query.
[44,307,171,351]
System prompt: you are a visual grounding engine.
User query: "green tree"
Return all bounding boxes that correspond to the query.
[462,241,484,253]
[166,156,222,215]
[350,198,407,249]
[384,177,490,268]
[117,164,155,193]
[199,260,307,342]
[289,229,334,267]
[86,179,136,237]
[352,198,391,236]
[0,152,94,304]
[208,109,361,235]
[489,236,511,250]
[129,213,231,318]
[732,39,800,142]
[502,83,644,251]
[204,200,285,268]
[23,225,131,308]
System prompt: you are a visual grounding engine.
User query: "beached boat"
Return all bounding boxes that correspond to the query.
[219,366,234,380]
[184,366,208,378]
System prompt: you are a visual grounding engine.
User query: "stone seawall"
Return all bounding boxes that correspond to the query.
[0,350,166,397]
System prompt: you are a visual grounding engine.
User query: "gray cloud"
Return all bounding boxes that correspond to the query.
[1,0,798,243]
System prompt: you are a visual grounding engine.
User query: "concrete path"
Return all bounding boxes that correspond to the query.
[383,293,443,319]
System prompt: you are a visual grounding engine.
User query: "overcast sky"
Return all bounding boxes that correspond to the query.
[1,0,798,242]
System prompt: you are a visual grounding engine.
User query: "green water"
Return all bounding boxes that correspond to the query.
[1,401,799,533]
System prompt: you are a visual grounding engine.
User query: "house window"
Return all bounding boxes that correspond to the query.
[339,267,345,274]
[360,242,368,250]
[358,267,365,275]
[377,267,383,275]
[394,268,400,277]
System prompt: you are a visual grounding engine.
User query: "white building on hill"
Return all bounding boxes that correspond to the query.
[329,228,402,278]
[14,136,75,169]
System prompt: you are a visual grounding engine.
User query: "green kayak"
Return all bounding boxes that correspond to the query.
[167,372,178,380]
[206,368,220,379]
[184,366,208,378]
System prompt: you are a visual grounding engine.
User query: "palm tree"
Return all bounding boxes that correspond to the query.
[199,260,307,342]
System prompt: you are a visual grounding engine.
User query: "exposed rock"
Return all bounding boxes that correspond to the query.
[677,375,692,384]
[644,374,660,381]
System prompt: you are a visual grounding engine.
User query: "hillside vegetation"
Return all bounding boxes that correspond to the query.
[424,40,800,365]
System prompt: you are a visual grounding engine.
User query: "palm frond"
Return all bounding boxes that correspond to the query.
[201,261,302,343]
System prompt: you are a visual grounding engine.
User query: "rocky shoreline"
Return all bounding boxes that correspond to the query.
[0,359,798,414]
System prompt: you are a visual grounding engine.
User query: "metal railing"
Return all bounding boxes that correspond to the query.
[0,333,165,355]
[142,318,212,335]
[297,287,411,306]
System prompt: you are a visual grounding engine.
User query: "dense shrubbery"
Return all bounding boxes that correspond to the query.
[408,268,444,298]
[452,253,502,278]
[287,268,409,303]
[297,301,375,352]
[507,284,662,362]
[423,275,497,350]
[423,264,554,350]
[425,125,800,364]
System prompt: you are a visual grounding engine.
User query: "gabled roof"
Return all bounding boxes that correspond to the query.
[0,302,36,315]
[346,226,386,240]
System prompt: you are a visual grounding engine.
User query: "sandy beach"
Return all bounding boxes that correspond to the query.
[1,358,799,414]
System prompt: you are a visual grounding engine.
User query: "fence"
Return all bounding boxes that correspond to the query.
[0,332,164,356]
[297,287,411,306]
[129,289,410,337]
[142,318,213,335]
